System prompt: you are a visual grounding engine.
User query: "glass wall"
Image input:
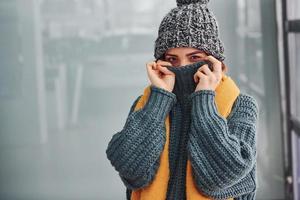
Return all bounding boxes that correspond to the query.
[0,0,286,199]
[287,0,300,198]
[286,0,300,119]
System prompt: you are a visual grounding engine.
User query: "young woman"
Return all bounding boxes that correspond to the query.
[106,0,259,199]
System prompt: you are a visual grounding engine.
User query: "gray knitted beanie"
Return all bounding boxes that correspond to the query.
[154,0,225,61]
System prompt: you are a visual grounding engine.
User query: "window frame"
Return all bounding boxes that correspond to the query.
[278,0,300,199]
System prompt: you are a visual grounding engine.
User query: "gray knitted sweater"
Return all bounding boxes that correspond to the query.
[106,62,259,199]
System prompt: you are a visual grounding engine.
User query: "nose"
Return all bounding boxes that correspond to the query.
[179,58,193,67]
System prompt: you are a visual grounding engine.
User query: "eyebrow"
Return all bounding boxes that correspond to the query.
[165,50,205,57]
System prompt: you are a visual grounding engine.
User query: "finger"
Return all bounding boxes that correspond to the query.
[193,73,199,83]
[205,56,222,74]
[196,70,208,78]
[198,64,213,76]
[146,61,156,66]
[205,55,219,64]
[221,62,226,71]
[146,61,157,70]
[146,63,162,82]
[213,64,222,74]
[193,71,207,83]
[146,62,159,76]
[157,64,174,75]
[156,60,172,66]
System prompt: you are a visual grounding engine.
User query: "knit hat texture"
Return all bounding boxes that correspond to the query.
[154,0,225,61]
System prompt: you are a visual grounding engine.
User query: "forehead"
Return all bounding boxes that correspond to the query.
[165,47,206,55]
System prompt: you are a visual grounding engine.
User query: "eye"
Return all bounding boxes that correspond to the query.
[190,55,202,60]
[165,57,177,62]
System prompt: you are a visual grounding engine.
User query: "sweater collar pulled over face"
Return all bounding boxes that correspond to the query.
[165,61,208,104]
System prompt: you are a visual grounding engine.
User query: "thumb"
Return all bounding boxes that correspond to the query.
[157,65,174,76]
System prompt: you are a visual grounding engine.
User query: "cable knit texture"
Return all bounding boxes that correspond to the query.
[106,86,176,190]
[154,0,225,61]
[106,61,258,199]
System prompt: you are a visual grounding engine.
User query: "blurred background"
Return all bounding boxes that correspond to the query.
[0,0,300,199]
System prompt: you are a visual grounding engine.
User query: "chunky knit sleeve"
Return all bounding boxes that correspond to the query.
[188,90,259,198]
[106,85,177,190]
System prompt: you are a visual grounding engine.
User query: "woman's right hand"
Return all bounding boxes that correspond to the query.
[146,60,175,93]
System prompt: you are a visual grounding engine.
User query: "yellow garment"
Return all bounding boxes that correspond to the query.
[131,74,240,200]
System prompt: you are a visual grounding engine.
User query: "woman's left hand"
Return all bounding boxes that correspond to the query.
[193,56,223,92]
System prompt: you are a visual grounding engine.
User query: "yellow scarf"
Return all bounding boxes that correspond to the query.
[131,74,240,200]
